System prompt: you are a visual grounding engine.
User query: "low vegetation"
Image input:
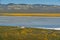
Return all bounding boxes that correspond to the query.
[0,26,60,40]
[0,13,60,17]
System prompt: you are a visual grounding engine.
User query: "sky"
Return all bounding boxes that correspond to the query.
[0,0,60,5]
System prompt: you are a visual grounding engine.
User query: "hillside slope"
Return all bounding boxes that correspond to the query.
[0,4,60,13]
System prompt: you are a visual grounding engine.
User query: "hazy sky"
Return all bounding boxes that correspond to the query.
[1,0,60,5]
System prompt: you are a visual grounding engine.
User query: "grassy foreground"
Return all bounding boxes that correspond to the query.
[0,26,60,40]
[0,13,60,17]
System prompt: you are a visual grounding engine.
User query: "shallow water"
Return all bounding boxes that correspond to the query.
[0,16,60,28]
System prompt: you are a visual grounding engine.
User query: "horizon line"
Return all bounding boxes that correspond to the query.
[1,3,60,5]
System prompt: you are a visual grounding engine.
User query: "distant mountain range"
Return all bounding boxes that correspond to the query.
[0,4,60,13]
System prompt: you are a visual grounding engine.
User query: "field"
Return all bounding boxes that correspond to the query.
[0,13,60,17]
[0,26,60,40]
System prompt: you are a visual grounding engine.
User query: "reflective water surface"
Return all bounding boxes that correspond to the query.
[0,16,60,28]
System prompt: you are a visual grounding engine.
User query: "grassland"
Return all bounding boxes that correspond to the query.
[0,26,60,40]
[0,13,60,17]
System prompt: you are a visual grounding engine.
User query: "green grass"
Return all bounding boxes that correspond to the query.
[0,26,60,40]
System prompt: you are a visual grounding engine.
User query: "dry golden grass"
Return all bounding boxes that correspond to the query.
[0,26,60,40]
[0,13,60,17]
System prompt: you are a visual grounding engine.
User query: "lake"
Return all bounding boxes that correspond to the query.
[0,16,60,28]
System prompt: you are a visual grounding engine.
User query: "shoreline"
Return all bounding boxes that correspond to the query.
[0,26,60,30]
